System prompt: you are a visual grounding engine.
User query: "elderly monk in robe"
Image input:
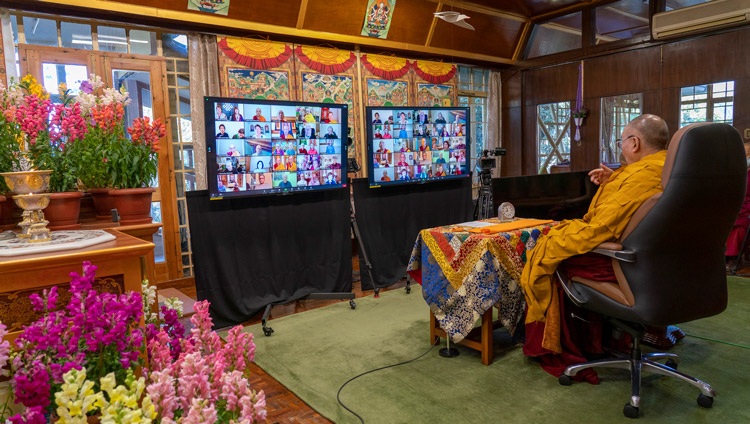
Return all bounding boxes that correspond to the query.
[521,114,670,380]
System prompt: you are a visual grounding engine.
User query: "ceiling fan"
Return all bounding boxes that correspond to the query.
[434,11,475,31]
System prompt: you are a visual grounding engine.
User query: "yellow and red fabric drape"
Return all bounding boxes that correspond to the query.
[218,37,293,69]
[295,46,356,75]
[412,60,457,84]
[361,54,411,80]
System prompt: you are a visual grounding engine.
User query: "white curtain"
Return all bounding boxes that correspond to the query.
[486,71,503,177]
[188,33,220,190]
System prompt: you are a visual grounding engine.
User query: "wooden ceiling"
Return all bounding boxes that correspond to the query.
[9,0,711,68]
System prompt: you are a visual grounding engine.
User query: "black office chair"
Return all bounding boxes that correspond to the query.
[556,123,746,419]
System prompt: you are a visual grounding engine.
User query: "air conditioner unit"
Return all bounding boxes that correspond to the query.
[652,0,750,40]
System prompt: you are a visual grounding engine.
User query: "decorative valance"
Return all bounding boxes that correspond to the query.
[412,60,457,84]
[361,54,410,80]
[217,37,293,69]
[295,46,356,74]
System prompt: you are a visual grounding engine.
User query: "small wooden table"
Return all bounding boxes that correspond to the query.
[0,229,154,341]
[408,218,557,365]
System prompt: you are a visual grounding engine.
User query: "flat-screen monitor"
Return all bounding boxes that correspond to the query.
[365,107,470,187]
[205,97,348,199]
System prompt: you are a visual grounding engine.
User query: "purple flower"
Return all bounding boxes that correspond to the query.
[79,80,93,94]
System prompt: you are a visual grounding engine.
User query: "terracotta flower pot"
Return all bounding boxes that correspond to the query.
[44,191,83,231]
[89,187,117,221]
[110,187,155,226]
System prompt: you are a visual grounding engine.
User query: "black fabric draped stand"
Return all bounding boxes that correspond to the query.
[351,177,473,290]
[186,189,352,329]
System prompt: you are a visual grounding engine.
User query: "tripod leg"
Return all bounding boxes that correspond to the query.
[351,195,379,297]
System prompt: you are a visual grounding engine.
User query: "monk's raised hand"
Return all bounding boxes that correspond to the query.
[588,163,614,185]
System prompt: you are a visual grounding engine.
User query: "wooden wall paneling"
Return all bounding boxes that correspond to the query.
[733,78,750,142]
[522,104,539,175]
[522,61,578,107]
[501,70,522,176]
[502,106,523,176]
[661,29,750,89]
[584,47,662,98]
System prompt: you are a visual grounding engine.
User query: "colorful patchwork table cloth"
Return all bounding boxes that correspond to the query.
[407,219,556,343]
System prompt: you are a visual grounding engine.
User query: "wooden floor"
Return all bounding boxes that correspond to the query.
[166,257,408,424]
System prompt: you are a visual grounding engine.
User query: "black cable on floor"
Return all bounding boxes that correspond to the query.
[336,343,437,423]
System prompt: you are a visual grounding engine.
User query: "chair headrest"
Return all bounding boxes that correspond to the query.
[662,122,712,189]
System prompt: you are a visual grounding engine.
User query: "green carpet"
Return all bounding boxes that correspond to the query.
[243,278,750,423]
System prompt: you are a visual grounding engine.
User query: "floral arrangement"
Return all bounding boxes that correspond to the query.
[0,75,54,192]
[68,75,130,190]
[0,73,166,193]
[74,75,166,189]
[0,262,266,423]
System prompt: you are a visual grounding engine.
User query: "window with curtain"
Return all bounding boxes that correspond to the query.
[457,66,489,185]
[600,93,642,165]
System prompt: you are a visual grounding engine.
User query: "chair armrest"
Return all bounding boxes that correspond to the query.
[591,242,636,263]
[555,270,586,306]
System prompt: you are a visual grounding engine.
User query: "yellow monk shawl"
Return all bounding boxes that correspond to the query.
[521,150,667,353]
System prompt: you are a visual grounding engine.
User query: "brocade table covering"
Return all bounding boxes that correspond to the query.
[407,219,557,343]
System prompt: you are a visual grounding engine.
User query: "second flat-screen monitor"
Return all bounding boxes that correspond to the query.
[205,97,348,199]
[365,107,470,187]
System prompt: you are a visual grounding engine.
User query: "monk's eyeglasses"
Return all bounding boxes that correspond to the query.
[616,135,637,148]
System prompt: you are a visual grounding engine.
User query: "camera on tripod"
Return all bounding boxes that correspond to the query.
[480,147,506,172]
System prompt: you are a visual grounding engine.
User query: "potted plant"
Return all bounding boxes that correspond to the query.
[572,107,588,142]
[74,75,166,225]
[73,75,130,221]
[25,81,87,230]
[0,75,53,230]
[106,115,166,226]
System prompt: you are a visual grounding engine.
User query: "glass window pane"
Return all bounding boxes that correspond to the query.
[537,102,571,174]
[527,12,581,58]
[10,15,18,45]
[23,17,57,46]
[61,22,92,50]
[594,0,650,44]
[97,26,127,53]
[41,63,88,103]
[162,33,188,58]
[130,30,157,55]
[680,80,734,127]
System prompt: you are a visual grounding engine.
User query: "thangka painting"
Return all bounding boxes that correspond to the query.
[416,83,455,107]
[227,69,291,100]
[361,0,396,39]
[187,0,230,16]
[301,73,353,109]
[365,78,408,106]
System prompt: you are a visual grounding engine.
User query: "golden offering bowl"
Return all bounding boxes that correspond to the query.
[12,193,51,211]
[0,170,52,194]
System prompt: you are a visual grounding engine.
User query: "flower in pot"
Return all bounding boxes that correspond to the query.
[0,75,54,230]
[25,82,90,230]
[73,74,165,225]
[105,115,166,226]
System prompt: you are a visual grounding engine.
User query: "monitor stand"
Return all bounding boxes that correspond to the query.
[260,183,363,337]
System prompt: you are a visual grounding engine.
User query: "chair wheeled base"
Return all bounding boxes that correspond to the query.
[558,332,715,418]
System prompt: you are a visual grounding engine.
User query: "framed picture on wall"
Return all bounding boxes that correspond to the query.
[365,78,409,107]
[226,68,291,100]
[416,83,455,107]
